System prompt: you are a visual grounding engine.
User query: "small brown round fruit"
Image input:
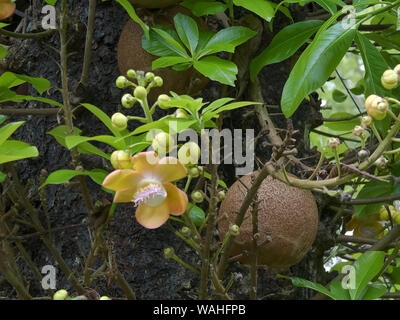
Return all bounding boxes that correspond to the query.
[218,172,319,269]
[117,6,209,101]
[128,0,180,9]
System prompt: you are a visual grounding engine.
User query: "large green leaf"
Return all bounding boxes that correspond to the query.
[65,135,126,150]
[115,0,149,38]
[233,0,275,21]
[152,28,189,58]
[40,168,109,189]
[0,121,24,146]
[250,20,323,80]
[0,140,39,164]
[152,56,192,70]
[81,103,122,137]
[281,22,356,118]
[194,56,238,86]
[197,26,257,57]
[278,275,337,299]
[361,283,387,300]
[174,13,199,55]
[0,72,50,94]
[181,0,227,16]
[355,32,389,98]
[349,251,385,300]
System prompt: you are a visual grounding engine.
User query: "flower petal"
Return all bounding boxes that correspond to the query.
[135,201,170,229]
[164,182,188,216]
[102,169,142,191]
[154,157,187,182]
[114,189,136,203]
[131,151,159,172]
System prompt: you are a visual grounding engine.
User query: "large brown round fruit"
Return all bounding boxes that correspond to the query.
[128,0,180,9]
[218,172,319,269]
[117,7,209,100]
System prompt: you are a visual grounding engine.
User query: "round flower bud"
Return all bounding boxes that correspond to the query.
[381,69,398,90]
[197,166,204,175]
[379,206,394,221]
[395,213,400,225]
[327,137,340,149]
[188,167,200,178]
[395,65,400,78]
[100,296,112,300]
[121,93,135,109]
[145,72,155,82]
[111,150,132,169]
[365,95,388,120]
[374,156,388,169]
[153,76,163,87]
[175,109,188,119]
[152,132,174,154]
[352,125,365,137]
[134,86,147,100]
[178,142,201,166]
[217,190,226,202]
[53,289,68,300]
[361,115,373,128]
[229,224,240,236]
[164,247,175,259]
[116,76,128,89]
[111,113,128,131]
[126,69,136,79]
[357,149,370,162]
[157,94,171,109]
[191,191,204,203]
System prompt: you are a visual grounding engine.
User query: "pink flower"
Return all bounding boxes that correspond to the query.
[102,152,188,229]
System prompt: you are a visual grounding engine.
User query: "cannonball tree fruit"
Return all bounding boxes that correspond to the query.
[128,0,180,9]
[218,172,319,269]
[117,6,209,100]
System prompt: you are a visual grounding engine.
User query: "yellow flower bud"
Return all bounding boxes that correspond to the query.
[217,190,226,201]
[111,112,128,131]
[53,289,68,300]
[188,166,200,178]
[164,247,175,259]
[110,150,132,169]
[361,115,373,128]
[229,224,240,236]
[175,109,188,118]
[381,69,398,90]
[374,156,388,169]
[127,69,136,79]
[121,93,135,109]
[352,125,365,137]
[134,86,147,100]
[152,132,174,154]
[157,94,171,109]
[145,72,155,82]
[365,95,388,120]
[100,296,112,300]
[178,142,201,166]
[153,76,163,87]
[327,137,340,149]
[191,190,204,203]
[116,76,128,89]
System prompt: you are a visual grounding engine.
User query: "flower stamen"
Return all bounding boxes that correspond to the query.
[134,183,167,207]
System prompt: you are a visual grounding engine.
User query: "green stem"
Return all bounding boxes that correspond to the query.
[370,122,383,143]
[172,254,200,274]
[309,150,325,180]
[334,148,342,177]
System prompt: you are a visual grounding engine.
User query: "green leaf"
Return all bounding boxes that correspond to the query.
[0,45,7,59]
[349,251,385,300]
[203,171,228,189]
[250,20,323,81]
[11,95,62,107]
[361,283,387,300]
[65,135,126,150]
[0,121,25,146]
[323,112,360,132]
[197,26,256,57]
[40,168,108,189]
[329,282,351,300]
[81,103,122,137]
[152,56,192,70]
[174,13,199,55]
[355,32,389,98]
[277,275,337,299]
[0,171,6,183]
[44,0,57,4]
[0,140,38,164]
[0,115,6,125]
[48,125,82,149]
[202,101,257,122]
[0,72,50,95]
[354,180,394,218]
[152,28,189,57]
[332,89,347,103]
[201,98,235,115]
[131,116,197,136]
[194,56,238,86]
[181,0,227,16]
[315,0,338,15]
[233,0,275,21]
[115,0,149,38]
[281,22,356,118]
